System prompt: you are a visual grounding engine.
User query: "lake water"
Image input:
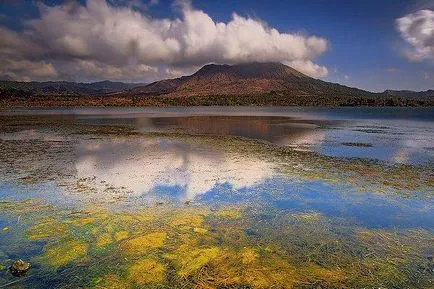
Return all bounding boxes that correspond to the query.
[0,107,433,288]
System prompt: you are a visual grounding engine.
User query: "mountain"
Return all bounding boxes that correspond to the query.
[384,89,434,100]
[127,62,394,105]
[0,80,146,98]
[132,62,309,97]
[1,63,432,106]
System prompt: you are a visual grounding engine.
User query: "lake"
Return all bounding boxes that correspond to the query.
[0,107,433,288]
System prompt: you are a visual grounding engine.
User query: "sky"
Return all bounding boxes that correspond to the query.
[0,0,433,92]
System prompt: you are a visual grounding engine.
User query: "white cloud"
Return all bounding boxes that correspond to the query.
[0,0,329,81]
[288,59,328,78]
[0,58,58,81]
[396,9,434,62]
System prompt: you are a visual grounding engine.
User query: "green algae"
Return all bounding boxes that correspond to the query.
[38,237,88,269]
[93,274,130,289]
[26,219,68,240]
[290,212,322,222]
[214,208,243,219]
[0,199,51,215]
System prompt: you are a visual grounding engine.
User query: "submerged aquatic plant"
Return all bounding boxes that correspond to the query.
[38,237,87,269]
[26,219,67,240]
[119,232,167,256]
[0,115,433,288]
[0,199,431,288]
[165,245,220,278]
[128,258,166,285]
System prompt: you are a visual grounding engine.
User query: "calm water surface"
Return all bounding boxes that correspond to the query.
[0,107,433,288]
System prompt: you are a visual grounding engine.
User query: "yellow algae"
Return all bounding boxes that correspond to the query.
[104,223,116,233]
[114,230,129,242]
[96,232,113,248]
[133,213,154,223]
[26,220,68,240]
[298,264,346,285]
[39,238,87,269]
[241,247,258,264]
[89,211,110,220]
[94,274,131,289]
[290,212,321,222]
[119,232,167,255]
[68,217,95,226]
[193,227,208,234]
[90,227,100,235]
[117,215,136,223]
[244,254,296,288]
[205,250,244,285]
[128,259,165,285]
[357,229,391,241]
[358,258,407,285]
[210,250,295,288]
[109,212,153,227]
[214,208,242,219]
[165,245,219,278]
[171,213,203,228]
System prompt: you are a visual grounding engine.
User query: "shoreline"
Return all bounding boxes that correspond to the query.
[1,98,433,108]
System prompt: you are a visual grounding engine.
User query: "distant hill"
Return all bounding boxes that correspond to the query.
[0,80,146,98]
[0,63,432,107]
[384,89,434,100]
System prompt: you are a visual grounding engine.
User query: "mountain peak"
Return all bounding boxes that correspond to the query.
[192,62,307,79]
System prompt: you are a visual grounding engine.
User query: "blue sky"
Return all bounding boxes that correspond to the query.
[0,0,433,91]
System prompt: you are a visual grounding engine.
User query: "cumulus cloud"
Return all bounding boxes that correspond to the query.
[396,9,434,62]
[288,60,328,78]
[0,58,58,81]
[0,0,329,81]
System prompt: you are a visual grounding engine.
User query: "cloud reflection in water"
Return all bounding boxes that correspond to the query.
[75,138,275,201]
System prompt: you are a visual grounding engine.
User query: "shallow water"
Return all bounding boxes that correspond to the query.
[0,107,433,288]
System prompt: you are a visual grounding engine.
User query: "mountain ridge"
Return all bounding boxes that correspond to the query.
[0,80,147,97]
[0,62,432,107]
[383,89,434,99]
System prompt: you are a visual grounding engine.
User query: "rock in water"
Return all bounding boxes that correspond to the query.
[9,259,31,276]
